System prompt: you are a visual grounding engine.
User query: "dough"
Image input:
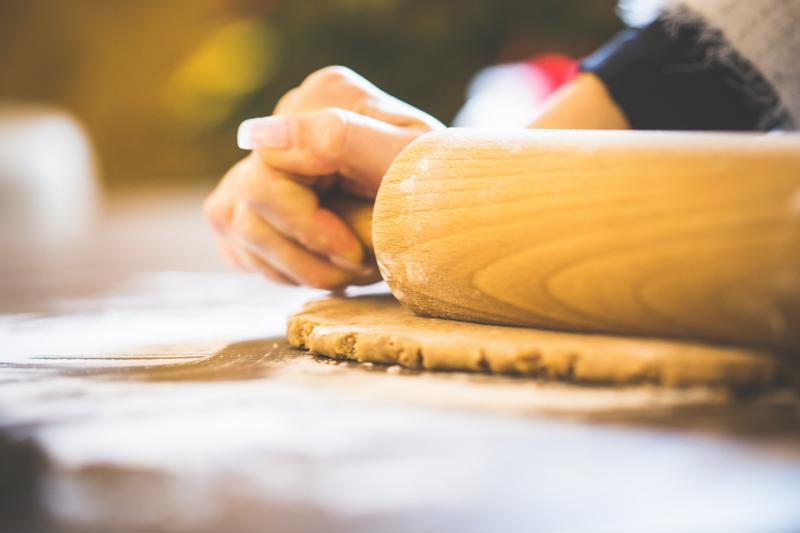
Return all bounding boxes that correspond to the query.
[287,295,791,387]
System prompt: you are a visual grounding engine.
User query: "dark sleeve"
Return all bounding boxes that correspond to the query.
[580,15,780,131]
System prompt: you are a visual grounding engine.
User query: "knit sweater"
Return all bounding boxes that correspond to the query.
[618,0,800,129]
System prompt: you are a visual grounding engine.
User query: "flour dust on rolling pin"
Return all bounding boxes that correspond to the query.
[372,129,800,353]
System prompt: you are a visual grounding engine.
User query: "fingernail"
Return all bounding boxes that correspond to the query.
[330,255,373,275]
[237,116,290,150]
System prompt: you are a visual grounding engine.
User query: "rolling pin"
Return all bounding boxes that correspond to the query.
[353,128,800,352]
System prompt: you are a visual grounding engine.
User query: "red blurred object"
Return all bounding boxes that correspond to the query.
[524,53,578,96]
[453,52,577,127]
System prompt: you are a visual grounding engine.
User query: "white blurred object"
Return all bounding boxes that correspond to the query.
[453,54,577,128]
[0,105,102,253]
[453,63,548,128]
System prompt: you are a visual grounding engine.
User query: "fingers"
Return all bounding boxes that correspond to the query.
[230,246,298,286]
[349,258,383,286]
[275,66,444,131]
[238,154,365,269]
[214,234,298,286]
[239,108,420,197]
[228,201,354,289]
[206,154,365,271]
[215,235,245,271]
[204,155,371,289]
[203,157,245,233]
[276,66,364,115]
[209,65,446,288]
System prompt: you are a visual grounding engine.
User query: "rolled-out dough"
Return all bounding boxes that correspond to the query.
[287,295,792,387]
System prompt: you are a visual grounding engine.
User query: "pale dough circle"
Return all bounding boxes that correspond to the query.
[287,295,791,387]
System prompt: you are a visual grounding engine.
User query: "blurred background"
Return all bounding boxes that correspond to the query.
[0,0,620,307]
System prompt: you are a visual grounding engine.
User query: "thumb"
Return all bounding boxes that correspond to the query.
[237,108,420,197]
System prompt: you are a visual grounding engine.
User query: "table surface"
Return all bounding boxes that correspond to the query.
[2,189,800,532]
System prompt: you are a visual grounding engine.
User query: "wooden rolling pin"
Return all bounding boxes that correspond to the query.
[364,128,800,352]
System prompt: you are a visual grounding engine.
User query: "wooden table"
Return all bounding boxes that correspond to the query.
[2,189,800,532]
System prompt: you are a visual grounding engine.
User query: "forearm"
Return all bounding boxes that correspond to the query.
[527,72,629,130]
[531,0,798,132]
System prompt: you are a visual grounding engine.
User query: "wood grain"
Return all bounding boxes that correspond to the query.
[373,129,800,352]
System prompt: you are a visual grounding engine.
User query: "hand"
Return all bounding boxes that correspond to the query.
[204,66,444,289]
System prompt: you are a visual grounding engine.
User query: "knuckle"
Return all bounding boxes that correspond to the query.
[238,165,284,211]
[239,164,269,196]
[307,108,349,163]
[303,65,356,88]
[203,194,229,230]
[202,195,217,220]
[274,87,298,113]
[230,204,260,240]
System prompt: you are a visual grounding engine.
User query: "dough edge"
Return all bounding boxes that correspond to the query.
[287,295,789,387]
